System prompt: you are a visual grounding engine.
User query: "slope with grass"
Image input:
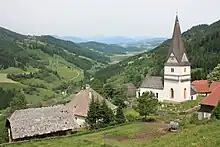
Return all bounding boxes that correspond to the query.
[5,120,220,147]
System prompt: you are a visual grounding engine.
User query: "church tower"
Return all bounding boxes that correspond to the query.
[163,15,191,102]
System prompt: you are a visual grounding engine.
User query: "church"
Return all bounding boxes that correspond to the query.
[136,15,197,102]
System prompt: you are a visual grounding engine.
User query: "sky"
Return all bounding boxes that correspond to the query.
[0,0,219,37]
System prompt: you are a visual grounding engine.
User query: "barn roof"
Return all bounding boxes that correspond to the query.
[8,105,77,140]
[66,87,117,117]
[140,76,163,90]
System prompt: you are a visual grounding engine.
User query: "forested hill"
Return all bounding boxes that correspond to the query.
[79,41,126,55]
[0,27,110,71]
[94,19,220,85]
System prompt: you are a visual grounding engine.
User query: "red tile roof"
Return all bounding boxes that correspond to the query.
[210,81,220,92]
[201,86,220,106]
[192,80,211,93]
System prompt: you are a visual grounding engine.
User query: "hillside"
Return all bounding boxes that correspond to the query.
[5,120,220,147]
[94,19,220,86]
[0,27,110,107]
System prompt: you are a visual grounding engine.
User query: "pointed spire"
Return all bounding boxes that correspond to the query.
[166,14,190,66]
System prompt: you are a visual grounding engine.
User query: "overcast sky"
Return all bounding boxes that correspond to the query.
[0,0,219,37]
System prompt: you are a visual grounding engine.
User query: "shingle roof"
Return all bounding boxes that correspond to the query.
[66,88,117,117]
[140,76,163,89]
[201,86,220,106]
[8,105,77,140]
[165,15,190,66]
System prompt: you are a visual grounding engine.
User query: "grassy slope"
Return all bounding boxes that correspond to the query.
[0,52,83,104]
[6,120,220,147]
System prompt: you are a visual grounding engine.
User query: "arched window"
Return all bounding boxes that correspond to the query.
[184,88,186,99]
[156,93,158,98]
[184,68,186,72]
[171,68,174,72]
[170,88,174,98]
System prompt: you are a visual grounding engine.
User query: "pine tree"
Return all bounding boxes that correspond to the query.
[86,97,98,129]
[137,91,159,120]
[98,100,114,127]
[115,106,126,124]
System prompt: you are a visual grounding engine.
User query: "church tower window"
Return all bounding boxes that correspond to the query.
[171,68,174,72]
[184,68,186,72]
[170,88,174,98]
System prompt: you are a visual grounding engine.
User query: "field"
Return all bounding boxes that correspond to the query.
[5,120,220,147]
[0,74,17,83]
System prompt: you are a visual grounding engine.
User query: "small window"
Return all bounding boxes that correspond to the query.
[75,117,77,120]
[184,68,186,72]
[79,125,82,127]
[171,68,174,72]
[156,93,158,98]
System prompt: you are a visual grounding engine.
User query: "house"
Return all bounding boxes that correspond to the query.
[191,80,211,96]
[136,15,194,102]
[66,85,117,127]
[197,81,220,120]
[123,83,137,97]
[6,105,77,142]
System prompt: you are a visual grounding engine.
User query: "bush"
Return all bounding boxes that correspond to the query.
[125,108,140,122]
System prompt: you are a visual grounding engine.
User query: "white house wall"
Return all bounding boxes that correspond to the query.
[75,116,86,128]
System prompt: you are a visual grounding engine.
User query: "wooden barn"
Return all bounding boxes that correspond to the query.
[6,105,78,142]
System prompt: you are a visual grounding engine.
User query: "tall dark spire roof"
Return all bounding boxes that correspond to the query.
[165,15,190,66]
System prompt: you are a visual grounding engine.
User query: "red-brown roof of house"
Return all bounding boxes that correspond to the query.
[201,86,220,106]
[210,81,220,92]
[66,88,117,117]
[192,80,211,93]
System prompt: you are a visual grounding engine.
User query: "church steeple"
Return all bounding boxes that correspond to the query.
[165,15,190,66]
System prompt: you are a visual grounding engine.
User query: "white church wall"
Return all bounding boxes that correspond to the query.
[163,79,191,102]
[139,88,164,101]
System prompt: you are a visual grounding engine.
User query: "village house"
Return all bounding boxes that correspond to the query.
[66,85,117,127]
[123,83,137,97]
[6,105,77,142]
[196,81,220,120]
[136,15,196,102]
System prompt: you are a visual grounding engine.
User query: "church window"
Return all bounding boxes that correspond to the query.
[184,88,186,99]
[156,93,158,98]
[184,68,186,72]
[171,68,174,72]
[170,88,174,98]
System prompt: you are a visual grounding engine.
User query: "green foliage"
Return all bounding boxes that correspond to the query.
[9,93,27,113]
[86,98,115,130]
[115,106,126,124]
[137,91,159,120]
[124,108,140,122]
[207,63,220,82]
[0,88,16,109]
[211,102,220,120]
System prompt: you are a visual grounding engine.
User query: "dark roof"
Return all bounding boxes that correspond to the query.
[140,76,163,89]
[165,15,190,66]
[8,105,77,140]
[191,87,197,95]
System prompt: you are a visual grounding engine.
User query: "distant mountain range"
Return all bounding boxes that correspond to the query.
[56,36,167,45]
